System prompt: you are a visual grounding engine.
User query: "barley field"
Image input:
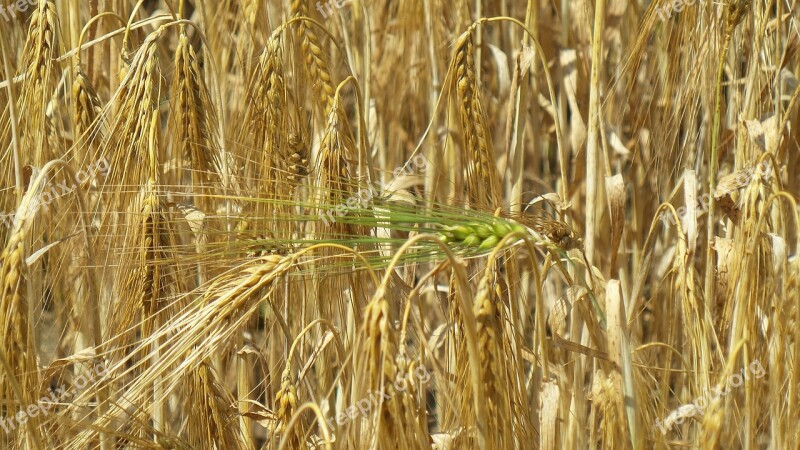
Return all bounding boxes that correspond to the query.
[0,0,798,449]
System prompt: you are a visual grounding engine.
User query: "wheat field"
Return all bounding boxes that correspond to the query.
[0,0,798,448]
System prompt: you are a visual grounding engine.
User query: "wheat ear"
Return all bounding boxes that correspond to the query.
[185,362,240,448]
[291,0,337,116]
[170,27,223,197]
[452,30,501,209]
[19,0,61,166]
[0,184,51,448]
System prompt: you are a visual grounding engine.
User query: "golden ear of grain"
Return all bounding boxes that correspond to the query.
[347,291,426,449]
[291,0,336,116]
[272,368,303,447]
[0,227,44,446]
[19,0,62,166]
[242,35,293,188]
[170,30,223,189]
[241,0,260,28]
[185,362,240,447]
[286,132,310,183]
[108,183,179,367]
[108,108,172,378]
[359,293,397,380]
[71,68,104,162]
[453,32,501,209]
[472,277,514,448]
[97,30,164,230]
[313,93,363,240]
[315,97,354,188]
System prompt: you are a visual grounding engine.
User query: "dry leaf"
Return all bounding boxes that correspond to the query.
[243,401,280,430]
[715,165,753,199]
[743,114,781,153]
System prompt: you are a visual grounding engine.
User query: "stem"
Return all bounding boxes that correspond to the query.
[703,23,734,329]
[585,0,606,266]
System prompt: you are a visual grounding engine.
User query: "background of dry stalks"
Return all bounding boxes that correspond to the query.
[0,0,798,449]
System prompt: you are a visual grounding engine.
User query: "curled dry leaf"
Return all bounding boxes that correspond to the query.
[743,114,781,153]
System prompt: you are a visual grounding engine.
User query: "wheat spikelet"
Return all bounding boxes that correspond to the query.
[272,368,303,447]
[241,0,260,28]
[355,291,401,446]
[71,67,104,162]
[100,27,163,218]
[0,230,34,440]
[310,91,367,375]
[113,105,177,436]
[442,271,467,432]
[291,0,336,116]
[313,92,364,246]
[170,28,223,194]
[0,215,44,447]
[386,354,430,450]
[286,132,310,183]
[452,31,500,209]
[214,254,291,300]
[185,362,240,448]
[315,101,355,207]
[472,277,512,449]
[238,32,306,252]
[110,184,178,338]
[18,0,61,166]
[242,34,288,186]
[108,103,171,344]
